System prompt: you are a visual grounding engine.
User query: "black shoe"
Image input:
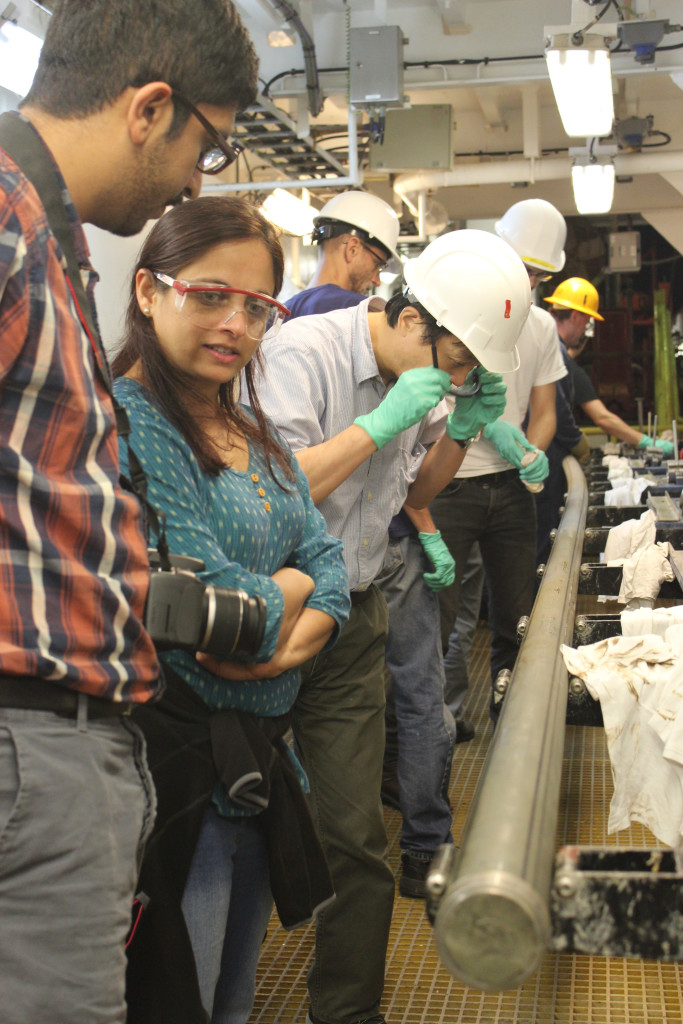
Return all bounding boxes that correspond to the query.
[455,717,475,744]
[398,852,431,899]
[380,767,401,811]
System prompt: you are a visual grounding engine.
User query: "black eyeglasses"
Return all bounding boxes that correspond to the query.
[431,342,481,397]
[357,237,389,274]
[172,91,242,174]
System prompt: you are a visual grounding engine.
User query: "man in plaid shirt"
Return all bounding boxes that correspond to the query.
[0,2,257,1021]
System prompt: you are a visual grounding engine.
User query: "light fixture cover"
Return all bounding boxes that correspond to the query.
[260,189,317,236]
[571,162,615,214]
[546,42,614,138]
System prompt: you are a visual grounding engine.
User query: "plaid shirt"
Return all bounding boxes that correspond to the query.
[0,120,160,702]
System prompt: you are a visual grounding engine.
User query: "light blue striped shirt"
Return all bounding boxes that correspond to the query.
[255,300,447,591]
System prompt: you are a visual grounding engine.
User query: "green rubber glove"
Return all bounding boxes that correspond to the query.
[354,366,451,449]
[418,530,456,591]
[519,448,549,483]
[482,420,536,468]
[445,369,507,442]
[638,435,675,458]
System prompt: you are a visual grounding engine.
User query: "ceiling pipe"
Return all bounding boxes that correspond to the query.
[394,149,683,215]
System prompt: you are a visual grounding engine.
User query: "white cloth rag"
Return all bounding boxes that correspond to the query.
[618,542,674,605]
[622,606,683,638]
[604,477,649,507]
[607,457,633,481]
[604,508,656,563]
[561,635,683,846]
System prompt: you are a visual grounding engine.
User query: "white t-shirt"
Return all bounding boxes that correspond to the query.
[456,303,567,478]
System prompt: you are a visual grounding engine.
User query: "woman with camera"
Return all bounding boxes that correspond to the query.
[112,196,349,1024]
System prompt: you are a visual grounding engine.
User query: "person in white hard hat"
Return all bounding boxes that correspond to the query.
[282,189,462,905]
[284,190,402,319]
[430,198,568,724]
[252,228,530,1024]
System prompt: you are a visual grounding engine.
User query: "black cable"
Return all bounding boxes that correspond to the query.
[268,0,324,115]
[642,130,672,147]
[641,254,682,266]
[574,0,614,40]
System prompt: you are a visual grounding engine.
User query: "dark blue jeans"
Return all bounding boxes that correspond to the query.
[376,535,455,858]
[430,470,538,710]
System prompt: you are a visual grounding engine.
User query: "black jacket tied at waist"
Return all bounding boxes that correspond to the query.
[126,667,334,1024]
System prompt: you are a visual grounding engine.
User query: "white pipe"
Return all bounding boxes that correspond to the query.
[394,149,683,208]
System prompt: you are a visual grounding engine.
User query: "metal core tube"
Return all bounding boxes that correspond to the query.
[434,456,588,991]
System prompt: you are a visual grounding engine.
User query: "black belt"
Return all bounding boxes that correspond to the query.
[0,676,133,718]
[469,469,519,486]
[350,587,375,606]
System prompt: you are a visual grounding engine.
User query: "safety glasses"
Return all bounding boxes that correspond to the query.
[357,237,389,273]
[152,272,290,340]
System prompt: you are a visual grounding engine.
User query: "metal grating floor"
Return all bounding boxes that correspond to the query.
[250,611,683,1024]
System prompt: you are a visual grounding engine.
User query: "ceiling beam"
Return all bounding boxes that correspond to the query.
[432,0,472,35]
[474,88,507,132]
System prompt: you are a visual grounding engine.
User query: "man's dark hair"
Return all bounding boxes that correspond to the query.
[385,291,448,347]
[23,0,258,126]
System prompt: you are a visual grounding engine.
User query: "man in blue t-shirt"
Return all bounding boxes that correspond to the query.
[285,190,401,320]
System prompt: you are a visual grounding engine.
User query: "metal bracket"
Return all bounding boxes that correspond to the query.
[551,847,683,959]
[647,492,683,523]
[578,562,682,597]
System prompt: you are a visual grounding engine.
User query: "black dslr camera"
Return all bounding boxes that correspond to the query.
[145,551,266,658]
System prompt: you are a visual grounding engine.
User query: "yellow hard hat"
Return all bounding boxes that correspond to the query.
[543,277,604,321]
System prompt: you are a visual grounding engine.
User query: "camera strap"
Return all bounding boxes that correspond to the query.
[0,112,170,564]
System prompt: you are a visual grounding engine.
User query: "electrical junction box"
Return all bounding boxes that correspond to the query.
[349,26,405,108]
[369,105,452,171]
[607,231,641,273]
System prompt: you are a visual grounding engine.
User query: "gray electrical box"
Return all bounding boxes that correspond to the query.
[349,26,405,108]
[607,231,641,273]
[369,105,452,171]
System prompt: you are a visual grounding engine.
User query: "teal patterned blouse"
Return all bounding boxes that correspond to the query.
[114,377,350,722]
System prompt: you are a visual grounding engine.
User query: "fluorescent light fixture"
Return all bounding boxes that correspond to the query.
[571,161,615,214]
[545,34,614,138]
[260,188,317,236]
[0,21,42,98]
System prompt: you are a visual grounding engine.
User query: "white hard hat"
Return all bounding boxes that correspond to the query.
[402,229,531,374]
[494,198,566,274]
[313,190,401,268]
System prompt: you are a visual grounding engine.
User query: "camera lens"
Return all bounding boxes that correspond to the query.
[200,586,267,658]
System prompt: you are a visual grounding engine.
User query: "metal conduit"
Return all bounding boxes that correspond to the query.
[433,455,588,991]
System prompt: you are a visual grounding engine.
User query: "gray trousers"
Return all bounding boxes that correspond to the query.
[294,587,395,1024]
[0,703,155,1024]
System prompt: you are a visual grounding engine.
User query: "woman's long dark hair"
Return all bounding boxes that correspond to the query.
[112,196,293,482]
